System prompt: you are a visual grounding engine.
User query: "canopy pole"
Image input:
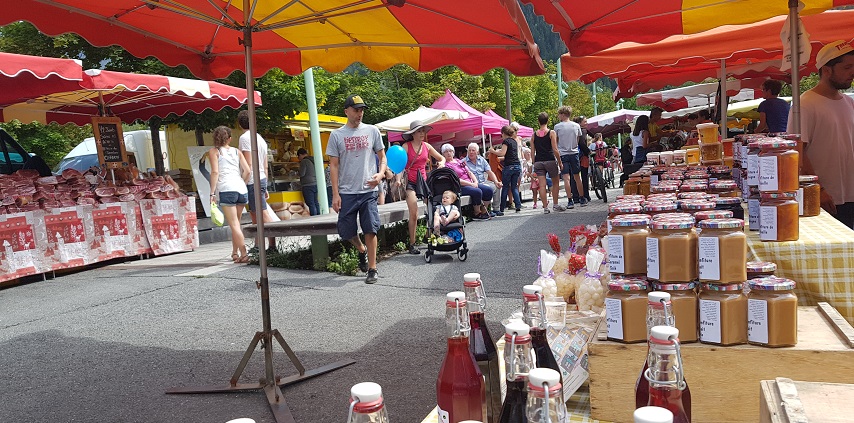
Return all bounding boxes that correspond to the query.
[789,0,801,134]
[557,58,563,107]
[304,68,328,215]
[719,60,727,139]
[481,126,486,154]
[504,69,512,121]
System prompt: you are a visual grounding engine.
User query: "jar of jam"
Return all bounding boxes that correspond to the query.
[608,202,644,221]
[679,182,708,193]
[699,283,747,346]
[644,202,678,217]
[647,217,698,282]
[697,218,747,283]
[709,165,732,180]
[608,214,650,275]
[646,152,661,166]
[650,184,679,194]
[746,141,761,186]
[700,142,723,162]
[746,261,777,280]
[700,159,723,167]
[605,279,649,343]
[653,282,698,343]
[747,187,761,231]
[624,177,641,195]
[760,192,799,242]
[715,197,744,221]
[722,138,735,157]
[680,200,716,215]
[651,167,668,186]
[616,194,646,204]
[709,180,740,197]
[694,210,733,226]
[797,175,821,217]
[747,278,798,347]
[673,150,687,166]
[758,139,799,193]
[639,177,652,197]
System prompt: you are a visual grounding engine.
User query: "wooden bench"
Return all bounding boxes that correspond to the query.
[243,196,470,267]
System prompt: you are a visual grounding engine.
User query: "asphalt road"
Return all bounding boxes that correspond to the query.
[0,188,615,423]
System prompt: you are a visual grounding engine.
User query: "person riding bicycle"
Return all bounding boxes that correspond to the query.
[590,133,608,167]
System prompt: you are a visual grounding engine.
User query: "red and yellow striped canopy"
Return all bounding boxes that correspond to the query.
[2,0,544,79]
[522,0,854,57]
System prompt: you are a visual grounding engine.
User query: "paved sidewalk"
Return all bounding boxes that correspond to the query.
[0,187,618,423]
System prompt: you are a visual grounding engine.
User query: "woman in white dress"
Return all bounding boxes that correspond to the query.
[208,126,252,263]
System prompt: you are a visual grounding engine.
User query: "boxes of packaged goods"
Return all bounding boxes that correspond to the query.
[587,303,854,423]
[760,379,854,423]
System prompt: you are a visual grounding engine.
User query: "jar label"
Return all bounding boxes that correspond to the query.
[607,234,625,273]
[605,297,623,340]
[748,199,761,229]
[650,174,659,187]
[607,219,613,233]
[759,156,779,191]
[747,299,769,344]
[740,145,749,163]
[747,153,760,185]
[646,237,660,280]
[759,206,778,241]
[796,188,804,216]
[699,299,722,343]
[698,237,721,280]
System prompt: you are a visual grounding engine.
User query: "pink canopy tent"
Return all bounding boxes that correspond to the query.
[431,90,533,137]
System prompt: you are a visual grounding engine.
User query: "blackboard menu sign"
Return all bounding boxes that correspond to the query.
[91,116,127,169]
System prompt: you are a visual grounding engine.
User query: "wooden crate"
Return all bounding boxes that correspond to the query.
[588,303,854,422]
[760,378,854,423]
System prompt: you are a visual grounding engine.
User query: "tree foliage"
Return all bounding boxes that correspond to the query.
[1,121,90,168]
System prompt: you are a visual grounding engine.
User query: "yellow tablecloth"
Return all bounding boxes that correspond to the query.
[747,210,854,324]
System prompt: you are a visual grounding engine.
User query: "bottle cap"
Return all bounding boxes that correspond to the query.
[350,382,382,403]
[522,285,543,295]
[446,291,466,306]
[504,321,530,337]
[463,273,482,287]
[527,368,561,389]
[648,291,671,305]
[650,325,679,342]
[633,406,674,423]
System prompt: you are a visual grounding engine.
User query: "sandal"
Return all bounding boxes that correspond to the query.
[236,254,250,264]
[231,253,240,263]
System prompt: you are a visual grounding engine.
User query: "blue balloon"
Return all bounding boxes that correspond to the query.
[387,145,408,174]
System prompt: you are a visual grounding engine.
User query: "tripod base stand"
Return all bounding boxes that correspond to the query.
[167,328,356,423]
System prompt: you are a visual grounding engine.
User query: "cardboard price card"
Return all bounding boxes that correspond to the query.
[547,310,601,402]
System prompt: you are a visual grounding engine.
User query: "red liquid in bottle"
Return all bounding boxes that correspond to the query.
[498,379,528,423]
[530,327,562,382]
[637,359,692,421]
[470,311,501,423]
[437,336,486,422]
[648,386,690,423]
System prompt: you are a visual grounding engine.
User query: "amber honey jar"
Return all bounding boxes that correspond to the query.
[699,283,747,346]
[760,192,799,242]
[647,217,698,282]
[797,175,821,217]
[605,279,649,343]
[746,261,777,280]
[758,139,799,193]
[697,218,747,283]
[747,277,798,347]
[653,282,698,343]
[607,214,650,275]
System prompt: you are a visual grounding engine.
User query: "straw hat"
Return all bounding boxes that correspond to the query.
[401,120,433,141]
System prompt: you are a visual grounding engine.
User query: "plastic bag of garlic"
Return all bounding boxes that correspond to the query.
[576,247,607,312]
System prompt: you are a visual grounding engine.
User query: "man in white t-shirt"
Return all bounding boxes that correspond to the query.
[237,110,275,249]
[788,40,854,228]
[554,105,586,208]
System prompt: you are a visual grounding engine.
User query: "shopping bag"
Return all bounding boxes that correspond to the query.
[210,201,225,226]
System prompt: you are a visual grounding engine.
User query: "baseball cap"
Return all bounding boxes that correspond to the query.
[816,40,854,69]
[343,95,368,109]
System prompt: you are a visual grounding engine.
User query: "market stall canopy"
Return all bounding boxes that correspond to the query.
[522,0,854,57]
[430,89,534,138]
[1,68,262,125]
[586,109,649,130]
[0,52,84,107]
[2,0,544,79]
[375,106,469,133]
[637,80,765,112]
[561,10,854,85]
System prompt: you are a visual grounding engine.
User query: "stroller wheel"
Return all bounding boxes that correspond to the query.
[458,249,468,261]
[425,250,432,263]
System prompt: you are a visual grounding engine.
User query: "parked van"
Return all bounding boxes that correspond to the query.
[54,129,168,174]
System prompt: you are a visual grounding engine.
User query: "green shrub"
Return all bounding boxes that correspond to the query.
[326,247,360,276]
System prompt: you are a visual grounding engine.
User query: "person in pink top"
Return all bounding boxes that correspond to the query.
[441,143,492,220]
[400,120,445,254]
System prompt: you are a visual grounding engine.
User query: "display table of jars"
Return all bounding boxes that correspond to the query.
[745,209,854,324]
[587,303,854,423]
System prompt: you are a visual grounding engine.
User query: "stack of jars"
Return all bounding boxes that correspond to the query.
[697,123,722,166]
[757,139,799,242]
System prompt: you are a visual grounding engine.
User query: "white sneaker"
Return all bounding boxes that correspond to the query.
[553,204,567,212]
[543,207,551,214]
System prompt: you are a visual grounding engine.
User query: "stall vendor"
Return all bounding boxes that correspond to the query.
[756,79,790,133]
[789,40,854,228]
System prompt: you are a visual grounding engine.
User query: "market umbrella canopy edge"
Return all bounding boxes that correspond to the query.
[2,0,545,79]
[0,51,84,107]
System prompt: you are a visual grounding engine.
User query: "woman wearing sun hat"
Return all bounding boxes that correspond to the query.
[400,120,445,254]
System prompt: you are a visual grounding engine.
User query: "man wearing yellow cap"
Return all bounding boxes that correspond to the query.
[789,40,854,228]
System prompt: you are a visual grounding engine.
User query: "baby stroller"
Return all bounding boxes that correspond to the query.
[424,167,468,263]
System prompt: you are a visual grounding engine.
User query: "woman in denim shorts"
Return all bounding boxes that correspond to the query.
[208,126,252,263]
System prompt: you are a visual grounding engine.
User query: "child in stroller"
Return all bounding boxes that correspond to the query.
[433,190,461,235]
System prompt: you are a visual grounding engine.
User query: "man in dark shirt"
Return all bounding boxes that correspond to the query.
[756,79,790,133]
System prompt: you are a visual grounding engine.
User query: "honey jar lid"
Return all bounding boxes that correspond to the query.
[715,197,742,205]
[685,173,709,179]
[680,200,716,211]
[678,192,714,200]
[651,185,679,193]
[661,173,684,180]
[709,165,731,173]
[709,180,738,190]
[650,218,695,230]
[759,139,797,149]
[609,203,644,213]
[652,212,693,222]
[679,184,708,192]
[760,192,797,200]
[701,282,743,291]
[616,194,646,202]
[746,261,777,273]
[647,193,677,200]
[645,202,678,212]
[653,282,697,291]
[609,278,648,291]
[610,214,651,227]
[799,175,818,183]
[770,133,800,140]
[694,210,733,221]
[748,277,795,291]
[698,218,745,229]
[748,141,762,148]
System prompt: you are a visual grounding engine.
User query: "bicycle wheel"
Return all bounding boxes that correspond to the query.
[593,165,608,202]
